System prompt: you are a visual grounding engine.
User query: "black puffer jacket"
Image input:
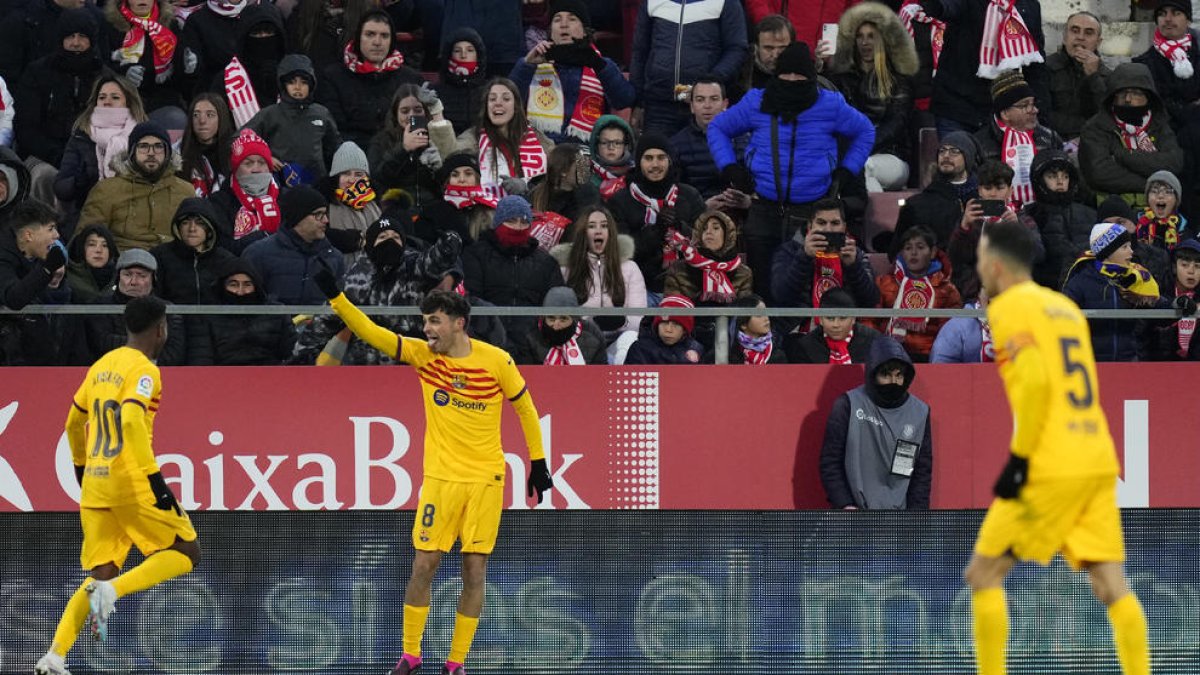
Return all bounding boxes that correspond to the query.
[0,227,85,365]
[434,26,487,136]
[1019,149,1091,288]
[186,257,297,365]
[150,198,236,305]
[0,0,106,87]
[461,229,563,344]
[511,318,608,365]
[85,287,187,365]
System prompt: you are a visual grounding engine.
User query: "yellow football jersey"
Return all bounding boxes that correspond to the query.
[987,280,1121,479]
[67,346,162,507]
[400,336,538,484]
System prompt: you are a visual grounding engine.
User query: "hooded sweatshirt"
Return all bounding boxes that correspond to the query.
[186,257,297,365]
[819,337,933,510]
[150,197,236,304]
[244,53,342,179]
[65,223,119,303]
[435,27,489,136]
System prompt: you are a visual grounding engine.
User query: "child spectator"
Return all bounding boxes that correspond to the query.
[589,114,635,201]
[624,294,703,365]
[716,293,786,364]
[512,286,607,365]
[435,28,489,135]
[245,54,342,181]
[1136,170,1189,251]
[1019,149,1090,288]
[1147,238,1200,360]
[930,288,994,363]
[785,287,881,364]
[877,225,962,362]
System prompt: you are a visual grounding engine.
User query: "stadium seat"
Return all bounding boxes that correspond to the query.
[863,190,916,253]
[918,127,939,188]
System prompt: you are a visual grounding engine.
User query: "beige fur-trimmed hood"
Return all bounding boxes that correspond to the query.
[105,0,177,35]
[550,233,635,267]
[831,2,919,77]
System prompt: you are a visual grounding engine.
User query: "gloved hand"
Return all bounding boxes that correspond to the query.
[416,81,444,117]
[183,48,198,75]
[314,258,341,300]
[992,454,1029,499]
[155,67,172,84]
[437,230,463,258]
[500,175,528,197]
[658,206,677,230]
[526,458,553,504]
[43,245,66,274]
[720,163,754,194]
[1117,270,1140,289]
[147,471,182,515]
[827,167,857,198]
[74,464,84,486]
[126,64,145,87]
[1175,294,1198,317]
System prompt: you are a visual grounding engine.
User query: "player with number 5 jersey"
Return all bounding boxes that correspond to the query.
[35,297,199,675]
[963,220,1150,675]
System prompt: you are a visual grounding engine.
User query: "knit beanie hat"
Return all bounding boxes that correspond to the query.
[1145,170,1182,204]
[230,128,273,172]
[543,285,580,308]
[1156,0,1192,20]
[548,0,591,28]
[819,287,857,310]
[116,248,157,273]
[655,294,695,335]
[940,131,980,169]
[1090,222,1133,261]
[437,152,480,187]
[1097,195,1137,223]
[128,121,171,158]
[363,216,406,252]
[635,132,673,162]
[991,70,1036,115]
[775,42,817,80]
[57,8,98,44]
[330,142,369,177]
[492,195,533,228]
[279,185,327,229]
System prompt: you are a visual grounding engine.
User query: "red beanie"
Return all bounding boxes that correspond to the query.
[230,128,273,173]
[655,294,695,335]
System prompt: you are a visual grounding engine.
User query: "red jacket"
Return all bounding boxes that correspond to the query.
[874,250,962,361]
[745,0,859,47]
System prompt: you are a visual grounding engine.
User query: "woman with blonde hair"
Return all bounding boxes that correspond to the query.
[829,2,919,192]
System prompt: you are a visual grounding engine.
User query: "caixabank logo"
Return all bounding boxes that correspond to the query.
[0,401,32,511]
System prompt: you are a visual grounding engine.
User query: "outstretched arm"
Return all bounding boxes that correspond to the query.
[329,293,401,360]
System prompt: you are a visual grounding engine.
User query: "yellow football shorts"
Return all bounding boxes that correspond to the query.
[974,475,1125,570]
[412,477,503,555]
[80,501,198,570]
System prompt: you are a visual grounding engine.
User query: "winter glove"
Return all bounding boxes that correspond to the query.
[147,471,182,515]
[992,454,1029,499]
[720,163,754,194]
[125,64,145,87]
[1175,294,1198,317]
[657,206,677,230]
[500,175,528,197]
[314,258,342,300]
[526,458,553,504]
[183,48,198,75]
[827,167,857,199]
[416,81,444,117]
[74,464,84,486]
[155,67,172,85]
[436,230,463,258]
[43,245,66,274]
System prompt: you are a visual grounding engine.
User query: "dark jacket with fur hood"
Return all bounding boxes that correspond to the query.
[103,0,182,111]
[65,223,119,304]
[829,2,918,159]
[663,210,753,304]
[150,197,236,305]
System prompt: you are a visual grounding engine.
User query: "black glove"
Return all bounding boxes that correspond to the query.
[992,454,1029,499]
[313,258,342,300]
[74,464,84,486]
[827,167,857,198]
[658,207,677,230]
[1175,294,1198,317]
[526,458,554,504]
[43,246,66,274]
[720,163,754,194]
[147,471,182,515]
[1117,270,1139,289]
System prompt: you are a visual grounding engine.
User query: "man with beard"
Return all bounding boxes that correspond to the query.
[893,131,980,251]
[738,14,793,98]
[79,122,194,253]
[707,41,874,302]
[85,248,186,365]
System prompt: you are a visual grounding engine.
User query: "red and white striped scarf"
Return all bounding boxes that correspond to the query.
[224,57,260,128]
[231,178,281,238]
[1177,288,1196,357]
[811,252,844,328]
[1115,111,1156,152]
[447,58,479,77]
[1154,29,1195,79]
[887,262,936,338]
[996,117,1036,206]
[343,41,405,74]
[443,184,499,210]
[977,0,1043,79]
[826,328,854,365]
[592,162,628,200]
[628,183,678,225]
[190,155,216,197]
[899,0,945,73]
[669,229,741,302]
[477,126,547,199]
[528,56,605,141]
[119,2,177,78]
[543,321,587,365]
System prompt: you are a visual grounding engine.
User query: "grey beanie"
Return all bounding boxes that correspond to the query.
[1146,170,1182,204]
[543,286,579,308]
[941,131,980,170]
[330,142,370,177]
[492,195,533,228]
[0,165,19,206]
[116,248,158,273]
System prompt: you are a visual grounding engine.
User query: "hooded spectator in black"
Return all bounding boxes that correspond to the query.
[85,247,187,365]
[244,53,342,180]
[820,336,932,510]
[214,2,287,105]
[1019,149,1090,287]
[891,131,979,252]
[187,257,297,365]
[65,222,118,303]
[785,287,881,364]
[0,0,106,87]
[150,197,235,305]
[607,132,705,300]
[0,146,31,223]
[177,0,251,96]
[512,285,607,365]
[435,27,488,135]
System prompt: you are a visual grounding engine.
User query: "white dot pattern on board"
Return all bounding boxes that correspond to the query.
[607,372,660,509]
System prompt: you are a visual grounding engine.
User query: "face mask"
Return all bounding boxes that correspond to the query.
[368,239,405,269]
[494,224,532,248]
[1113,104,1150,125]
[222,288,257,305]
[540,320,577,346]
[238,171,272,196]
[876,382,907,406]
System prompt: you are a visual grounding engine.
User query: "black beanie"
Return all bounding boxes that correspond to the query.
[128,121,172,158]
[57,8,98,43]
[548,0,591,29]
[991,70,1036,115]
[363,216,406,252]
[1097,195,1138,224]
[1156,0,1192,21]
[279,186,327,229]
[636,132,673,162]
[775,42,817,81]
[437,152,480,187]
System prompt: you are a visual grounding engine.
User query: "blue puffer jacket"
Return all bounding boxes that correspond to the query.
[509,58,636,144]
[707,88,875,203]
[242,228,345,305]
[630,0,748,105]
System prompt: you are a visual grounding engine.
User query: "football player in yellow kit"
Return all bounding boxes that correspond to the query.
[965,220,1150,675]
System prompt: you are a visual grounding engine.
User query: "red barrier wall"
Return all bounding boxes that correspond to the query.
[0,364,1195,512]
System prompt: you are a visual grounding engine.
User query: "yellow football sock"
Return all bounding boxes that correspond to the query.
[447,613,480,664]
[402,604,430,657]
[49,578,93,656]
[972,587,1008,675]
[110,549,193,598]
[1108,594,1150,675]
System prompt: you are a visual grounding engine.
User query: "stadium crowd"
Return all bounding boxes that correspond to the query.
[2,0,1199,367]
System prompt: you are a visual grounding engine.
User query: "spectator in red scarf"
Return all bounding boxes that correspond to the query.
[663,209,751,347]
[102,0,182,112]
[1147,238,1200,360]
[434,27,488,136]
[178,92,235,198]
[785,287,880,364]
[1133,0,1200,170]
[588,114,635,201]
[512,286,607,365]
[875,225,962,362]
[712,292,787,364]
[623,293,703,365]
[211,128,281,254]
[418,152,497,245]
[972,69,1063,209]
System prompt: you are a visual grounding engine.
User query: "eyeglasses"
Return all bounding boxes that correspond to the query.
[1148,185,1177,197]
[135,142,167,154]
[937,146,963,157]
[309,209,330,221]
[1009,101,1038,112]
[598,140,627,149]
